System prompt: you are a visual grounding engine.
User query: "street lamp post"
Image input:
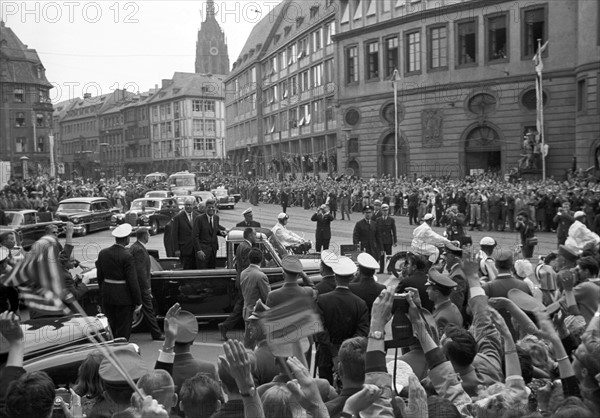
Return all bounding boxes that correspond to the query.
[392,69,401,179]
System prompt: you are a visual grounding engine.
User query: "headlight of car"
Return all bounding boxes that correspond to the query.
[140,215,149,222]
[111,215,117,222]
[72,218,80,224]
[229,197,234,202]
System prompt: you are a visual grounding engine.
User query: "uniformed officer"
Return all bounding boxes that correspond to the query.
[426,268,463,336]
[350,252,386,312]
[315,249,338,295]
[237,207,261,228]
[89,349,149,417]
[352,205,379,259]
[316,256,370,384]
[444,242,468,315]
[478,236,499,282]
[266,256,316,307]
[96,223,142,340]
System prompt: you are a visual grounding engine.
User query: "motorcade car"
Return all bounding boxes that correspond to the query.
[81,228,321,330]
[54,197,118,236]
[193,190,215,202]
[211,187,235,209]
[174,194,202,210]
[168,171,197,194]
[111,197,179,235]
[144,172,168,185]
[145,190,172,199]
[0,210,65,250]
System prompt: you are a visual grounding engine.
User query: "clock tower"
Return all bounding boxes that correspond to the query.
[195,0,230,75]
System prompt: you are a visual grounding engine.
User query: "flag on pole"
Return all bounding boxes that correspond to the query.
[533,41,549,134]
[1,236,70,315]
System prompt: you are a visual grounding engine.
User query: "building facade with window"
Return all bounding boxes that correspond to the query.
[0,21,54,178]
[224,0,338,178]
[147,72,226,174]
[335,0,600,178]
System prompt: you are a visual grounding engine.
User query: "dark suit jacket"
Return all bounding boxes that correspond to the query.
[349,277,386,312]
[266,282,315,308]
[236,220,261,228]
[172,352,217,392]
[129,241,151,291]
[311,212,334,240]
[376,216,397,247]
[192,213,226,253]
[352,219,379,258]
[316,288,370,359]
[171,210,197,256]
[235,240,253,278]
[96,244,141,306]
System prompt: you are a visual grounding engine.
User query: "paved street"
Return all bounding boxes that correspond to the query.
[69,201,562,359]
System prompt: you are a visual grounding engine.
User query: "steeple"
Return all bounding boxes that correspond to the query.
[195,0,230,75]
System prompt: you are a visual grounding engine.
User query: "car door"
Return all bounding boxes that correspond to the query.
[90,202,103,232]
[100,201,112,228]
[20,212,38,249]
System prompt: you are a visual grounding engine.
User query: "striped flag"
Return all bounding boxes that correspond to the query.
[533,41,549,134]
[1,235,70,315]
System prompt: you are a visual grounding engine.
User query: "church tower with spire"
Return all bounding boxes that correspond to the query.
[195,0,230,75]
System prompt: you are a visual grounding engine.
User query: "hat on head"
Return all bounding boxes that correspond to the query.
[320,249,338,268]
[242,207,253,216]
[433,188,440,193]
[373,199,382,205]
[423,213,434,221]
[99,349,148,387]
[381,203,389,209]
[277,212,289,220]
[281,255,303,274]
[0,247,9,263]
[248,299,270,321]
[357,252,379,270]
[507,288,545,313]
[173,310,198,343]
[574,211,586,219]
[112,223,132,238]
[362,205,374,212]
[444,242,463,257]
[426,269,457,289]
[320,204,328,211]
[514,259,533,279]
[558,245,579,262]
[332,256,357,276]
[496,248,513,262]
[480,237,496,246]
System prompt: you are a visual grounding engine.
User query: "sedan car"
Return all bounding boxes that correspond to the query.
[211,187,235,209]
[111,197,179,235]
[55,197,119,236]
[145,190,172,199]
[0,210,65,250]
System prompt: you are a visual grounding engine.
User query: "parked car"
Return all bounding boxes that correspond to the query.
[81,228,321,330]
[111,197,179,235]
[211,187,235,209]
[193,191,215,202]
[174,195,202,210]
[0,210,65,250]
[55,197,119,236]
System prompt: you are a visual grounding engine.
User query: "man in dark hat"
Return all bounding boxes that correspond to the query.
[316,256,369,384]
[349,253,386,312]
[96,223,141,340]
[444,242,468,315]
[266,256,315,307]
[426,269,463,335]
[352,205,379,260]
[88,349,149,417]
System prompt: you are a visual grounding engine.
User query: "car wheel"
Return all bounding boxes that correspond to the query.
[149,220,158,236]
[131,306,146,332]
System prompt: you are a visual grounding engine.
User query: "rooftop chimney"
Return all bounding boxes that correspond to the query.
[83,93,92,99]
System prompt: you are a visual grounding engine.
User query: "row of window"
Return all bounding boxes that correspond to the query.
[150,100,217,122]
[125,145,151,159]
[9,87,51,104]
[263,99,336,134]
[345,7,546,82]
[101,115,124,129]
[13,112,50,128]
[124,107,148,122]
[14,136,46,154]
[63,120,97,135]
[154,138,216,157]
[125,126,150,140]
[66,104,101,118]
[152,119,218,140]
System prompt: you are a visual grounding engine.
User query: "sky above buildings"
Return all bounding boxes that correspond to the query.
[1,0,284,102]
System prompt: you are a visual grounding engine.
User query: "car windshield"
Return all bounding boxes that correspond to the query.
[169,177,195,187]
[4,212,23,226]
[146,191,167,198]
[131,200,158,210]
[57,203,91,212]
[213,189,227,197]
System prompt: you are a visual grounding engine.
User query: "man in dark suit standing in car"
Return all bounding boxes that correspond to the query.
[172,196,198,269]
[352,205,379,259]
[96,223,142,340]
[129,228,164,341]
[193,199,227,269]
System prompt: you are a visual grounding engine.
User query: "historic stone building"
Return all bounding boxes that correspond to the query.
[148,72,227,174]
[0,21,54,178]
[195,0,230,76]
[334,0,600,178]
[224,0,338,178]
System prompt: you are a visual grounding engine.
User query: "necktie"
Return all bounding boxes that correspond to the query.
[189,214,192,224]
[209,217,213,229]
